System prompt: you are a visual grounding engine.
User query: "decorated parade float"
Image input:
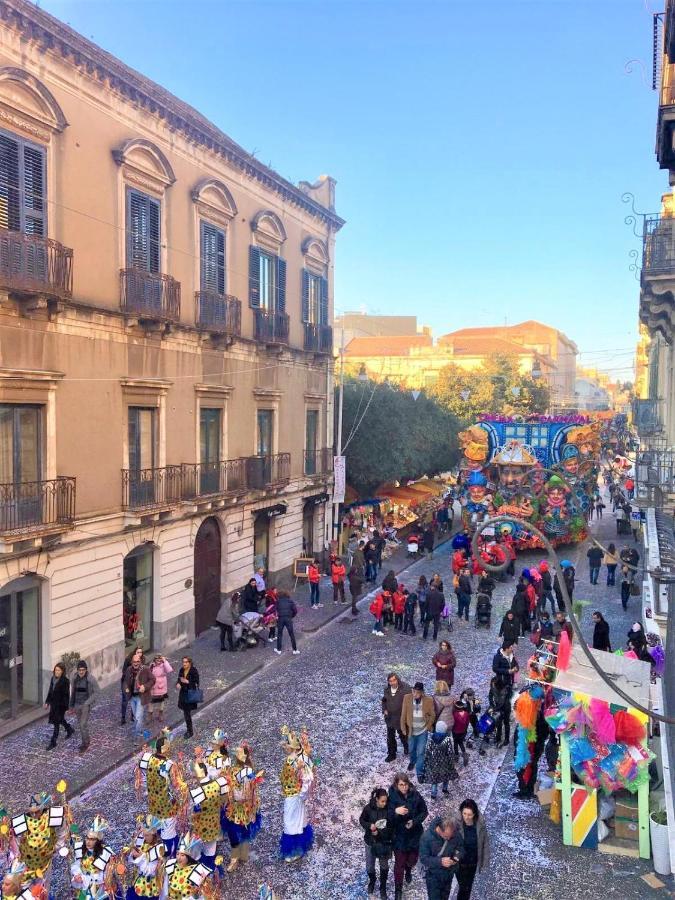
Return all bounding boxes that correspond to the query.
[457,415,601,548]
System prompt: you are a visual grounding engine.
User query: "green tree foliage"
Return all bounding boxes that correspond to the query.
[429,354,550,421]
[339,379,459,496]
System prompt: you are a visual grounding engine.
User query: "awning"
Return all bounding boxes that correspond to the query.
[304,492,330,506]
[253,503,288,519]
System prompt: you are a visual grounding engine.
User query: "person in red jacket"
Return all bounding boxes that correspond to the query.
[452,699,471,766]
[392,586,406,631]
[369,593,385,636]
[452,549,467,575]
[307,558,322,609]
[501,532,516,577]
[523,578,537,632]
[331,557,346,604]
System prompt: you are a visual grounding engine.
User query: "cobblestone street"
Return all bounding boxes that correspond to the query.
[4,492,667,899]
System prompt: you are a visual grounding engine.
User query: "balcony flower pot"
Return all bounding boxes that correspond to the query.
[650,809,671,875]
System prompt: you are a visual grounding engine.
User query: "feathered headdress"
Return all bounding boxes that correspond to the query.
[28,792,51,810]
[178,831,202,858]
[7,858,27,876]
[87,815,108,838]
[141,814,163,833]
[213,728,228,745]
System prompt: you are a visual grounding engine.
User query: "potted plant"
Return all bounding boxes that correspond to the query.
[650,806,671,875]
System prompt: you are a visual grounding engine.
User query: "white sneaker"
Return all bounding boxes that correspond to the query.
[268,637,275,642]
[318,603,324,608]
[292,650,300,655]
[274,649,282,655]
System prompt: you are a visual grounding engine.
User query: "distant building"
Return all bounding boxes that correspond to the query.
[333,312,429,350]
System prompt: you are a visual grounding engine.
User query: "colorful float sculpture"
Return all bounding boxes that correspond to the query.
[457,415,601,547]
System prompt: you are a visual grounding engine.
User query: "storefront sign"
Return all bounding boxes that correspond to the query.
[333,455,346,504]
[253,503,288,519]
[305,492,330,506]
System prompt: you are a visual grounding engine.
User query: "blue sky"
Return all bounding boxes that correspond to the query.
[41,0,664,379]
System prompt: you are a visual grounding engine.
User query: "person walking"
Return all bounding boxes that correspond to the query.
[592,611,611,652]
[423,721,458,799]
[274,590,300,655]
[431,641,456,688]
[331,557,347,604]
[552,611,573,643]
[308,559,322,609]
[451,700,470,767]
[538,562,555,616]
[510,581,529,637]
[349,565,365,616]
[392,586,406,632]
[419,816,463,900]
[352,541,366,575]
[365,539,378,584]
[123,650,155,738]
[586,544,603,585]
[492,644,519,686]
[383,673,411,763]
[388,773,428,900]
[454,799,489,900]
[498,610,520,647]
[401,682,435,779]
[373,530,386,573]
[422,525,435,559]
[487,674,512,749]
[621,569,631,610]
[120,645,142,726]
[360,787,394,899]
[370,592,386,636]
[456,567,472,622]
[433,680,455,730]
[403,590,417,636]
[70,659,98,753]
[423,582,445,641]
[148,654,173,728]
[604,543,619,586]
[176,655,200,738]
[44,662,73,750]
[216,591,237,651]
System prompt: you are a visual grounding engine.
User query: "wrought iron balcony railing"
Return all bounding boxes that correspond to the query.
[122,466,183,510]
[120,269,180,321]
[632,398,662,434]
[245,453,291,490]
[254,309,289,345]
[196,292,241,336]
[0,476,76,535]
[304,447,333,477]
[181,458,248,499]
[303,323,333,353]
[0,231,73,299]
[642,215,675,276]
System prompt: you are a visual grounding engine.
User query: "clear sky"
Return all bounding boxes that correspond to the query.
[40,0,665,379]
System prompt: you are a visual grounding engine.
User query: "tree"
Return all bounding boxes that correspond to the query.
[338,378,459,496]
[429,354,550,421]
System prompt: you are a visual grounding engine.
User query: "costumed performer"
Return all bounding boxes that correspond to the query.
[124,815,165,900]
[68,815,116,899]
[136,733,188,856]
[10,788,67,885]
[188,761,228,870]
[204,730,230,779]
[222,743,263,873]
[0,860,46,900]
[160,833,212,900]
[279,726,315,862]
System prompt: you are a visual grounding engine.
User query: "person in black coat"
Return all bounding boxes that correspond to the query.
[498,611,520,646]
[275,590,299,654]
[388,773,428,897]
[382,570,398,594]
[422,526,435,558]
[360,787,395,898]
[242,578,260,613]
[592,611,611,652]
[176,656,200,738]
[423,585,445,641]
[44,662,74,751]
[510,585,528,636]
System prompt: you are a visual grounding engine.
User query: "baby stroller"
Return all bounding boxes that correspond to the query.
[476,710,498,754]
[407,533,420,558]
[238,611,266,650]
[474,592,492,628]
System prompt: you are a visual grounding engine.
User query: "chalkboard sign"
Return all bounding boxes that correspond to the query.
[293,557,315,578]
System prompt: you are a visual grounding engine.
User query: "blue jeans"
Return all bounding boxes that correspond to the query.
[310,582,320,606]
[590,566,600,585]
[457,593,471,620]
[130,696,144,735]
[366,561,376,582]
[408,731,428,778]
[539,591,556,616]
[120,684,129,723]
[430,781,448,798]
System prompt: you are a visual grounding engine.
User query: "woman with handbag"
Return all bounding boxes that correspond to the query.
[176,656,200,739]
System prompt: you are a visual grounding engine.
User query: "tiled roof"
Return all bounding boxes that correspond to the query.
[344,335,433,357]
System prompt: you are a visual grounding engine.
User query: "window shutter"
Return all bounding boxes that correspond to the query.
[127,189,161,272]
[201,222,225,294]
[249,245,260,307]
[319,276,328,325]
[22,145,45,237]
[276,256,286,313]
[301,268,310,323]
[148,197,160,274]
[0,134,45,235]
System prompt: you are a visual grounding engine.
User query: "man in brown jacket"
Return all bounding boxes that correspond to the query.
[123,649,155,737]
[401,681,436,779]
[382,673,411,763]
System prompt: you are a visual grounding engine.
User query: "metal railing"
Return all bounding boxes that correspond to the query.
[122,466,183,510]
[632,398,662,435]
[0,231,73,298]
[245,453,291,489]
[636,448,675,504]
[254,309,289,345]
[181,458,248,499]
[303,323,333,353]
[643,214,675,276]
[195,292,241,336]
[120,269,180,321]
[0,476,76,535]
[304,447,333,476]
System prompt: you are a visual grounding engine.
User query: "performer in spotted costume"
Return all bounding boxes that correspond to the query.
[125,815,164,900]
[10,792,65,883]
[68,815,115,899]
[136,734,187,857]
[0,859,46,900]
[222,743,264,873]
[161,833,211,900]
[204,729,230,779]
[188,761,228,870]
[278,726,315,862]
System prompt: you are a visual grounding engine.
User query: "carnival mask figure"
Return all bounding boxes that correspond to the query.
[491,441,538,520]
[458,425,489,473]
[461,471,492,529]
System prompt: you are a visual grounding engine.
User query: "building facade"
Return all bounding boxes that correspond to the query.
[0,0,342,721]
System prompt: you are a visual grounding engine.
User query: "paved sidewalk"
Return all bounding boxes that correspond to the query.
[0,530,452,810]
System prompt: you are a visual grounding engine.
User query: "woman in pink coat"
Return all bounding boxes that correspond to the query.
[148,654,173,727]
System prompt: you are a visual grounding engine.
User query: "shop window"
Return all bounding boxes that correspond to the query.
[123,546,154,652]
[0,578,40,720]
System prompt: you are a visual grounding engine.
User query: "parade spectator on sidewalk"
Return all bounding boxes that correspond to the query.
[176,655,199,738]
[538,562,555,616]
[393,585,406,631]
[45,662,73,751]
[451,700,470,766]
[352,541,366,575]
[403,589,417,635]
[456,567,473,622]
[383,673,411,763]
[553,611,574,644]
[423,721,458,799]
[274,590,300,655]
[417,576,429,623]
[360,787,394,899]
[454,799,490,900]
[365,539,378,583]
[148,654,173,728]
[423,582,445,641]
[422,525,435,559]
[499,610,520,646]
[120,645,142,726]
[216,591,237,650]
[254,567,266,595]
[433,681,455,730]
[388,773,428,900]
[70,659,98,753]
[492,644,519,686]
[431,641,456,688]
[308,559,322,609]
[370,592,386,637]
[592,612,611,652]
[587,544,603,585]
[604,543,619,586]
[621,569,631,610]
[510,581,529,637]
[401,682,435,779]
[331,557,347,604]
[419,816,463,900]
[620,546,640,584]
[373,530,386,572]
[349,565,364,616]
[488,674,512,748]
[243,577,261,613]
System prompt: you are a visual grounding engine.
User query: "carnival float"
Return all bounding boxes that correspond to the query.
[457,415,602,548]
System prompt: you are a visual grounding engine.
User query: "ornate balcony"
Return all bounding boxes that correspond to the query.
[122,466,182,510]
[0,477,76,536]
[196,292,241,337]
[0,231,73,299]
[640,215,675,341]
[245,453,291,490]
[120,269,180,322]
[304,447,333,477]
[254,309,289,346]
[181,458,248,499]
[303,323,333,354]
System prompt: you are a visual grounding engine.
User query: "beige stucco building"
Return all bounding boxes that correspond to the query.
[0,0,343,722]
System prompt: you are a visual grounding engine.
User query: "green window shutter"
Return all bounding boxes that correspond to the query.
[0,133,46,235]
[276,256,286,313]
[249,245,261,307]
[127,189,161,272]
[301,268,310,323]
[319,276,328,325]
[201,221,225,294]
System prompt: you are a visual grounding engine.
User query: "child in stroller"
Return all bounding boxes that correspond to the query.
[474,592,492,627]
[238,610,267,649]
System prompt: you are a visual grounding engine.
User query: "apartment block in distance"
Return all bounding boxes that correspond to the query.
[0,0,343,722]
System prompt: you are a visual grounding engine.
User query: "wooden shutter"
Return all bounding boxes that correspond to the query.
[201,221,225,294]
[276,256,286,313]
[127,189,161,272]
[22,145,45,236]
[249,245,260,307]
[301,268,310,323]
[319,276,328,325]
[0,133,46,234]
